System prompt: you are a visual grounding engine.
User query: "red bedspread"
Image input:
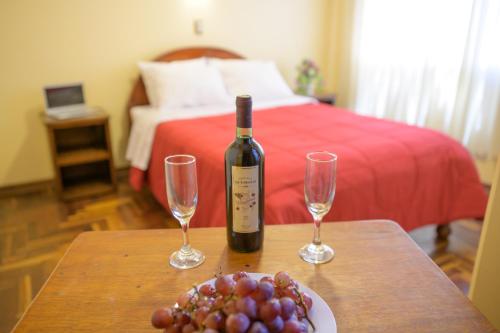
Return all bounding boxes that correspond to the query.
[130,103,487,230]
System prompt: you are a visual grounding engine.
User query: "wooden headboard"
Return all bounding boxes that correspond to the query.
[126,46,243,123]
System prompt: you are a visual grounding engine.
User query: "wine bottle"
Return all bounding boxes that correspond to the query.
[224,95,265,252]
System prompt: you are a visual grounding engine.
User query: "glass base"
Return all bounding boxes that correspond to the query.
[169,248,205,270]
[299,243,335,264]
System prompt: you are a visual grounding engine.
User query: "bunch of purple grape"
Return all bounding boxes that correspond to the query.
[151,271,314,333]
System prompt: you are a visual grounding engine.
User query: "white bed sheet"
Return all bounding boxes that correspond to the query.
[126,95,317,170]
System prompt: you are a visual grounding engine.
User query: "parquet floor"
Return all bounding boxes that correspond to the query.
[0,175,484,333]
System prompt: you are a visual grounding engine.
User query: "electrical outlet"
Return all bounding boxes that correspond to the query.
[193,19,204,35]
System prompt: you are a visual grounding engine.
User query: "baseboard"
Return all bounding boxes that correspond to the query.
[0,167,130,198]
[116,166,129,181]
[0,179,55,198]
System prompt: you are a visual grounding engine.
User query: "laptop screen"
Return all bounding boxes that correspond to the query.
[45,85,84,108]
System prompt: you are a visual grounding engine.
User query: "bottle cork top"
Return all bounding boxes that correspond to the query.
[236,95,252,107]
[236,95,252,128]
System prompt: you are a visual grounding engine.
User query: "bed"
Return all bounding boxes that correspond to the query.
[126,47,488,234]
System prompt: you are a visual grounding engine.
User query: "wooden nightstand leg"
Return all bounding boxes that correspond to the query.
[104,120,117,191]
[46,127,63,196]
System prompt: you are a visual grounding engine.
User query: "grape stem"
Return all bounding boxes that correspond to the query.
[186,285,200,313]
[192,285,200,298]
[214,266,223,279]
[293,287,316,331]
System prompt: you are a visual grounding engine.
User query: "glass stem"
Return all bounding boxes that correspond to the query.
[180,220,192,254]
[313,217,322,245]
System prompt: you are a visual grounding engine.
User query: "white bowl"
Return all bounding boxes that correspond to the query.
[197,272,337,333]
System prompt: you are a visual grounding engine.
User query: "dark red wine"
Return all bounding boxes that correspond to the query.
[224,95,265,252]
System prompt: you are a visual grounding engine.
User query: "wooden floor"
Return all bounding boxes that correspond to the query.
[0,176,484,333]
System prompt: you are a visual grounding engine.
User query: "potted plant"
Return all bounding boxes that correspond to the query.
[296,59,321,96]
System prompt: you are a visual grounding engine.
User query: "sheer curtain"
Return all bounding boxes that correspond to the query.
[349,0,500,160]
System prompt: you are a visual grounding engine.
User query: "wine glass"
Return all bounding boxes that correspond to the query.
[165,154,205,269]
[299,151,337,264]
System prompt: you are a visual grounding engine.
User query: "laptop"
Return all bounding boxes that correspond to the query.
[43,83,96,119]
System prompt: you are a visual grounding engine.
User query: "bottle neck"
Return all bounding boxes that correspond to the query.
[236,127,253,138]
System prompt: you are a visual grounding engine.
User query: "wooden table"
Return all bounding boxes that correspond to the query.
[12,221,496,333]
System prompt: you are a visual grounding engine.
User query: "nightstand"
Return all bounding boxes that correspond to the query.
[43,110,117,200]
[314,93,336,106]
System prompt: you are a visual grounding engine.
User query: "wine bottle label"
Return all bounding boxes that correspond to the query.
[231,165,259,233]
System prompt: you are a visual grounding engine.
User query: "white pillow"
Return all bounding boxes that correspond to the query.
[138,58,230,108]
[211,59,294,102]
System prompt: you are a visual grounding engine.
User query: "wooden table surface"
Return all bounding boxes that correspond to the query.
[12,220,496,333]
